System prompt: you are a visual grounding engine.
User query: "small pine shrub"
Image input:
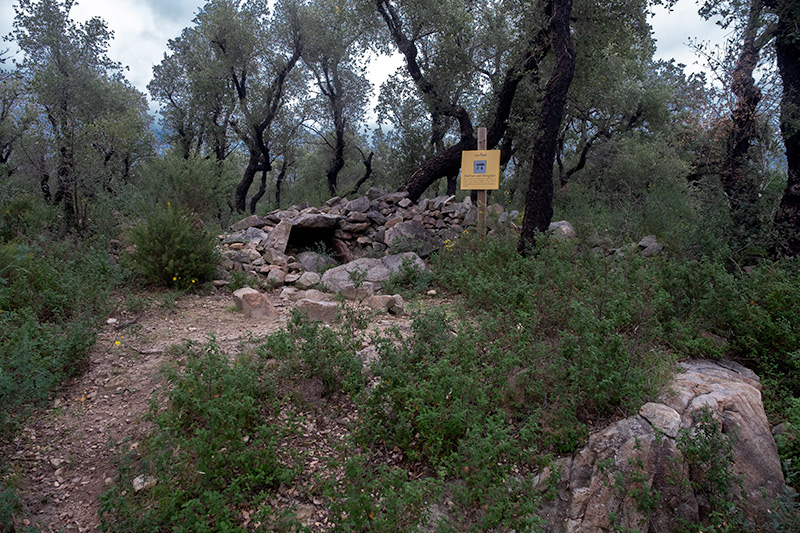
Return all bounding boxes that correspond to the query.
[126,204,219,289]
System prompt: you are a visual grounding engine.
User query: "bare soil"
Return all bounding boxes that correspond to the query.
[2,288,411,532]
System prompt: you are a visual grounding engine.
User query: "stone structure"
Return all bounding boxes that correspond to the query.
[217,187,589,291]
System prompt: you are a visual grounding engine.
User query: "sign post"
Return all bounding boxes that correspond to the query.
[460,127,499,238]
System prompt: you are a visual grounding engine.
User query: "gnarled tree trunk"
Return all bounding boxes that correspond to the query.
[518,0,576,255]
[771,1,800,255]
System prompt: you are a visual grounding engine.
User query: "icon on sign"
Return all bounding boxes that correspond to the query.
[474,160,487,174]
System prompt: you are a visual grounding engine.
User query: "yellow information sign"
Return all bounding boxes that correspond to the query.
[460,150,501,190]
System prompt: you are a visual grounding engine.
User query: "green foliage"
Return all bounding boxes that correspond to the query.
[0,481,22,530]
[258,311,365,397]
[677,407,746,531]
[228,270,261,292]
[133,152,239,226]
[125,203,219,290]
[99,340,290,532]
[326,457,442,532]
[0,192,56,242]
[555,134,694,248]
[0,239,113,441]
[381,257,434,298]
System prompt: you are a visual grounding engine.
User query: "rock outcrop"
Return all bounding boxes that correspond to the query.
[535,360,785,532]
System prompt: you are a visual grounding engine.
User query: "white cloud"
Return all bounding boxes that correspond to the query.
[69,0,202,93]
[648,0,731,76]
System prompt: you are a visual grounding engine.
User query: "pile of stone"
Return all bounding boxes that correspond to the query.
[217,187,492,288]
[217,185,667,296]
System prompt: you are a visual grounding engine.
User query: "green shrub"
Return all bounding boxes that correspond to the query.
[258,311,365,397]
[677,407,746,531]
[0,240,113,441]
[125,203,219,289]
[133,151,239,226]
[381,256,434,298]
[99,340,290,532]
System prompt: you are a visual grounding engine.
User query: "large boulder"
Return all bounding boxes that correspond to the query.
[534,360,785,531]
[232,287,278,319]
[384,220,440,256]
[320,252,426,296]
[291,213,340,229]
[296,251,337,273]
[263,220,293,254]
[549,220,577,241]
[229,215,271,232]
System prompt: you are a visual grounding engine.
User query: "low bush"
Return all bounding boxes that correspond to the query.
[258,310,365,398]
[99,340,291,532]
[0,240,113,441]
[125,203,219,290]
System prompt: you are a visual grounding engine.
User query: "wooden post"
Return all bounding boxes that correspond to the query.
[477,127,487,238]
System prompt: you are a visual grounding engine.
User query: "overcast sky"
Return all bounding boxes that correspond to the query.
[1,0,729,108]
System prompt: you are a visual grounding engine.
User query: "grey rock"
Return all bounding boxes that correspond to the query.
[296,251,337,273]
[229,215,271,232]
[340,220,370,233]
[381,252,427,274]
[381,192,409,204]
[296,299,339,323]
[222,231,247,244]
[263,248,290,268]
[266,268,287,287]
[345,196,371,213]
[320,253,425,295]
[367,209,387,226]
[638,235,659,249]
[243,227,269,243]
[366,186,389,200]
[384,220,440,256]
[291,213,340,229]
[641,242,664,257]
[639,402,681,438]
[535,360,785,531]
[498,209,520,225]
[296,271,321,290]
[132,475,158,493]
[263,220,292,254]
[548,220,577,241]
[347,211,369,223]
[233,287,277,319]
[326,196,346,207]
[365,294,405,315]
[463,207,478,227]
[638,235,664,257]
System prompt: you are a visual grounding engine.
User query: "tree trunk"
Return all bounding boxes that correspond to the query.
[275,163,287,209]
[401,138,476,202]
[325,129,345,197]
[249,168,268,214]
[235,151,267,212]
[720,0,764,242]
[771,1,800,255]
[518,0,576,255]
[344,151,374,197]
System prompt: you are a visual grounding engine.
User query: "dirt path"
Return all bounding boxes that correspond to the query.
[3,289,295,532]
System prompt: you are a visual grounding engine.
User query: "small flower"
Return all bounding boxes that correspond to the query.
[115,340,121,346]
[173,276,177,281]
